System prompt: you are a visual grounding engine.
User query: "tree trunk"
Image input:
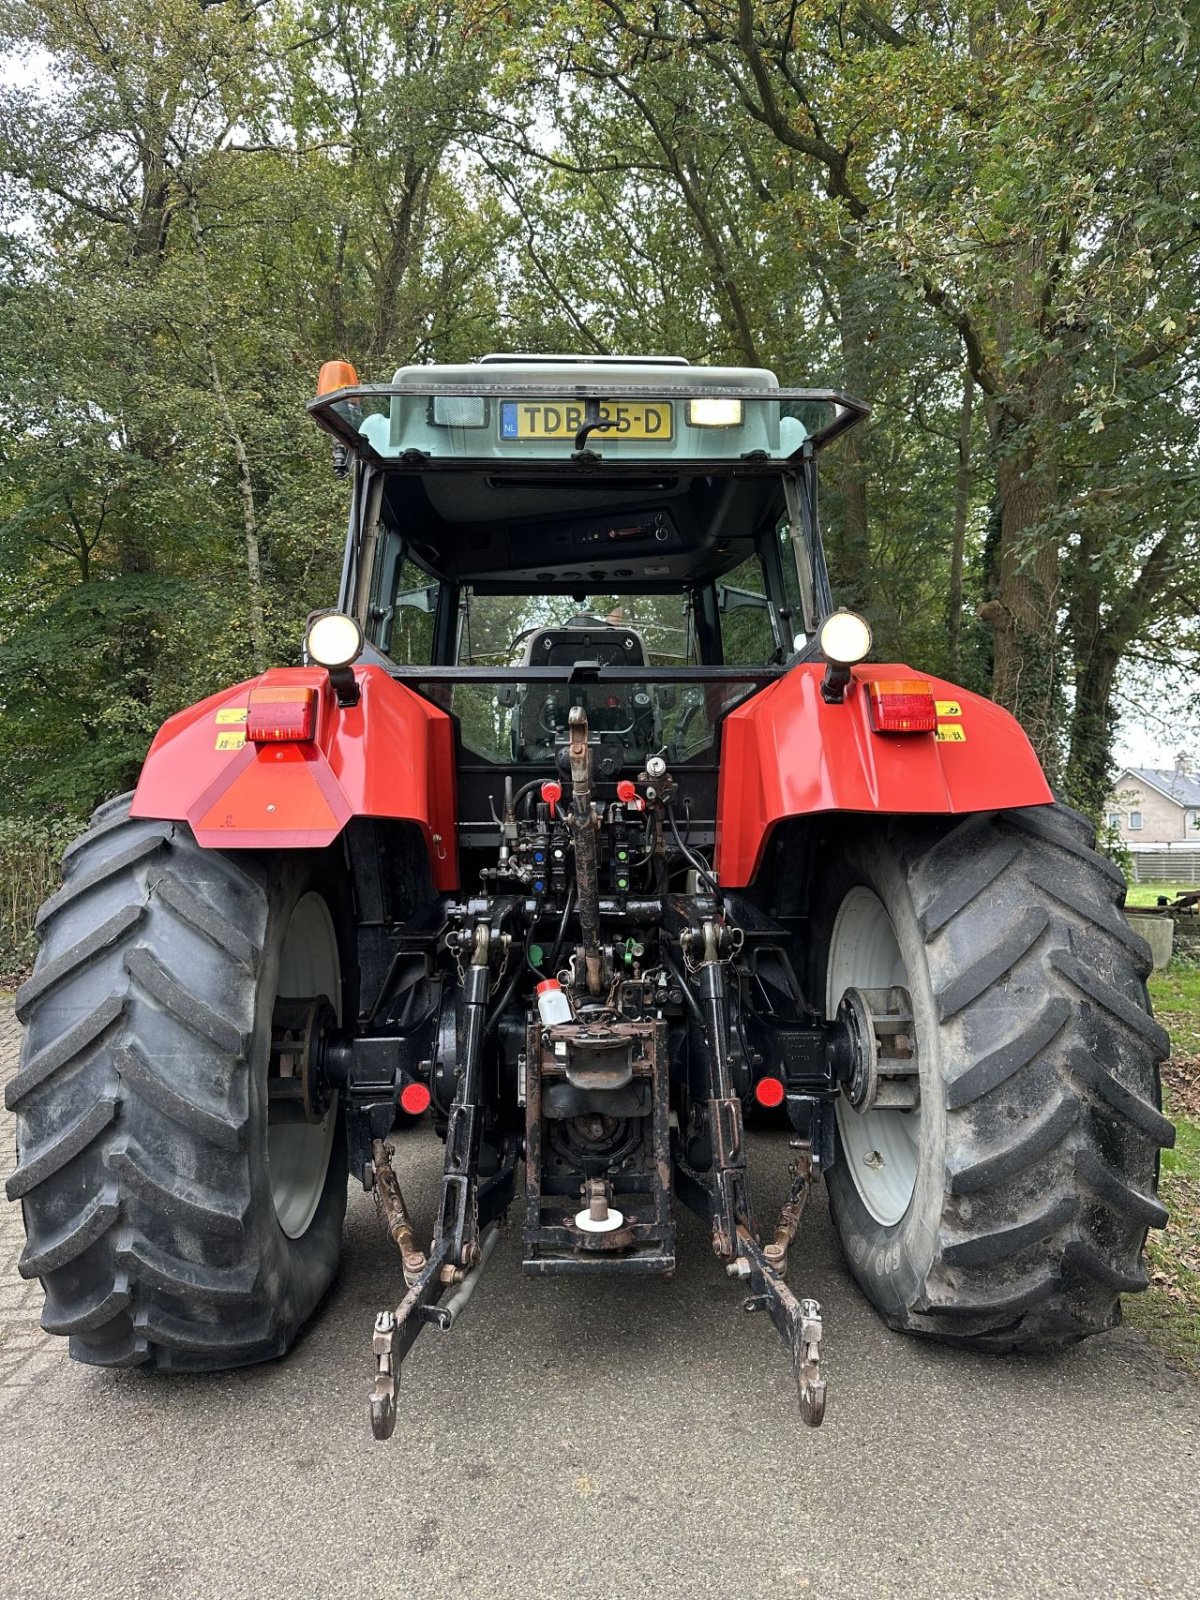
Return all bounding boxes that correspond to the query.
[979,426,1062,777]
[1066,644,1119,820]
[1064,517,1189,817]
[203,343,268,675]
[947,371,973,674]
[367,160,430,364]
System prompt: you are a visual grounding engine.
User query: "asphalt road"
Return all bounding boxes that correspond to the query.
[3,1005,1199,1600]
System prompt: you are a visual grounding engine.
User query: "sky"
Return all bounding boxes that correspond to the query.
[1111,660,1200,774]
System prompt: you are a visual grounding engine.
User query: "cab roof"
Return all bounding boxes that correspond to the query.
[309,356,868,591]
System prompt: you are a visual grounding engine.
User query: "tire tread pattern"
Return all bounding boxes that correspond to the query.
[8,795,343,1370]
[840,801,1172,1350]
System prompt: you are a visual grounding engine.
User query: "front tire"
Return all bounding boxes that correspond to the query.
[812,804,1173,1350]
[5,797,353,1370]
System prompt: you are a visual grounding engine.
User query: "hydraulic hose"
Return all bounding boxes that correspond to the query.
[666,803,721,901]
[661,947,706,1029]
[484,887,577,1040]
[547,885,576,973]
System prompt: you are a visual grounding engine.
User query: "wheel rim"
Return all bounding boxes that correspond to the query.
[269,891,340,1239]
[827,886,921,1227]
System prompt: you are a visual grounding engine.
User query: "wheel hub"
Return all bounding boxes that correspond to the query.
[269,995,338,1124]
[827,885,924,1227]
[837,985,920,1114]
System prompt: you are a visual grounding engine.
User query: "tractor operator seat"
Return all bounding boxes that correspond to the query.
[511,615,655,763]
[518,614,648,669]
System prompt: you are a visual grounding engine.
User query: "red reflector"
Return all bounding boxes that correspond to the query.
[246,686,318,743]
[754,1076,786,1109]
[867,679,937,735]
[399,1081,431,1116]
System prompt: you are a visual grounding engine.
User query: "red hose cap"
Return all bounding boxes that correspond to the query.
[540,781,562,815]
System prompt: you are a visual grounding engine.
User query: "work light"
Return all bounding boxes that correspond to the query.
[306,611,363,669]
[686,397,744,427]
[818,609,872,667]
[430,395,488,428]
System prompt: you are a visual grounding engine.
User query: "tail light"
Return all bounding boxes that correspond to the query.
[246,686,318,744]
[754,1075,786,1109]
[867,679,937,735]
[399,1081,432,1116]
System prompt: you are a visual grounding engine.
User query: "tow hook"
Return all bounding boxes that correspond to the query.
[370,1310,397,1441]
[796,1298,826,1427]
[737,1228,827,1428]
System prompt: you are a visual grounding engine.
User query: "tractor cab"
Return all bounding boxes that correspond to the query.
[306,354,868,832]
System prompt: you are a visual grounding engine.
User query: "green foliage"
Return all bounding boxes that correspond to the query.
[1131,963,1200,1375]
[0,0,1197,857]
[0,814,81,980]
[1098,822,1135,885]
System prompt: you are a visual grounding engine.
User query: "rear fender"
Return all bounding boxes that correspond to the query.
[131,665,458,888]
[715,662,1052,888]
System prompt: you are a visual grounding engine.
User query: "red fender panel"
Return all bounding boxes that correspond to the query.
[715,662,1053,888]
[131,665,458,888]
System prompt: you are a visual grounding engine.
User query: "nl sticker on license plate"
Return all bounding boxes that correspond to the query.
[499,401,673,442]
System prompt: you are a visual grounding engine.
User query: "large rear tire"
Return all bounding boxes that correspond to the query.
[5,796,353,1369]
[812,803,1173,1350]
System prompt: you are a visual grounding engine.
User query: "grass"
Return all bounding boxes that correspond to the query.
[1122,959,1200,1375]
[1125,880,1198,908]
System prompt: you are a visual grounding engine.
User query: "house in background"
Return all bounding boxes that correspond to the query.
[1105,757,1200,845]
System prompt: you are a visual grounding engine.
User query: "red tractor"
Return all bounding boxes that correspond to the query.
[7,355,1172,1436]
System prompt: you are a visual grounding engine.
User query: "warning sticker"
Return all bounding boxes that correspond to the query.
[216,707,248,725]
[935,723,966,743]
[935,700,962,718]
[215,730,246,751]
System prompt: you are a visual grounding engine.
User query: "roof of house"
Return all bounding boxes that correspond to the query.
[1115,768,1200,808]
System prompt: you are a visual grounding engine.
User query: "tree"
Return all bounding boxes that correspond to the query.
[517,0,1200,790]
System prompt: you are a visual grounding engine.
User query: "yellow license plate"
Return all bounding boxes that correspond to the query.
[499,401,673,441]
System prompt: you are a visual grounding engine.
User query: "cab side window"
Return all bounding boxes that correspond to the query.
[777,520,809,650]
[718,555,776,665]
[366,532,438,664]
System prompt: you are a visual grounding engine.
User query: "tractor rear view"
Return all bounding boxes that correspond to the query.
[7,354,1173,1436]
